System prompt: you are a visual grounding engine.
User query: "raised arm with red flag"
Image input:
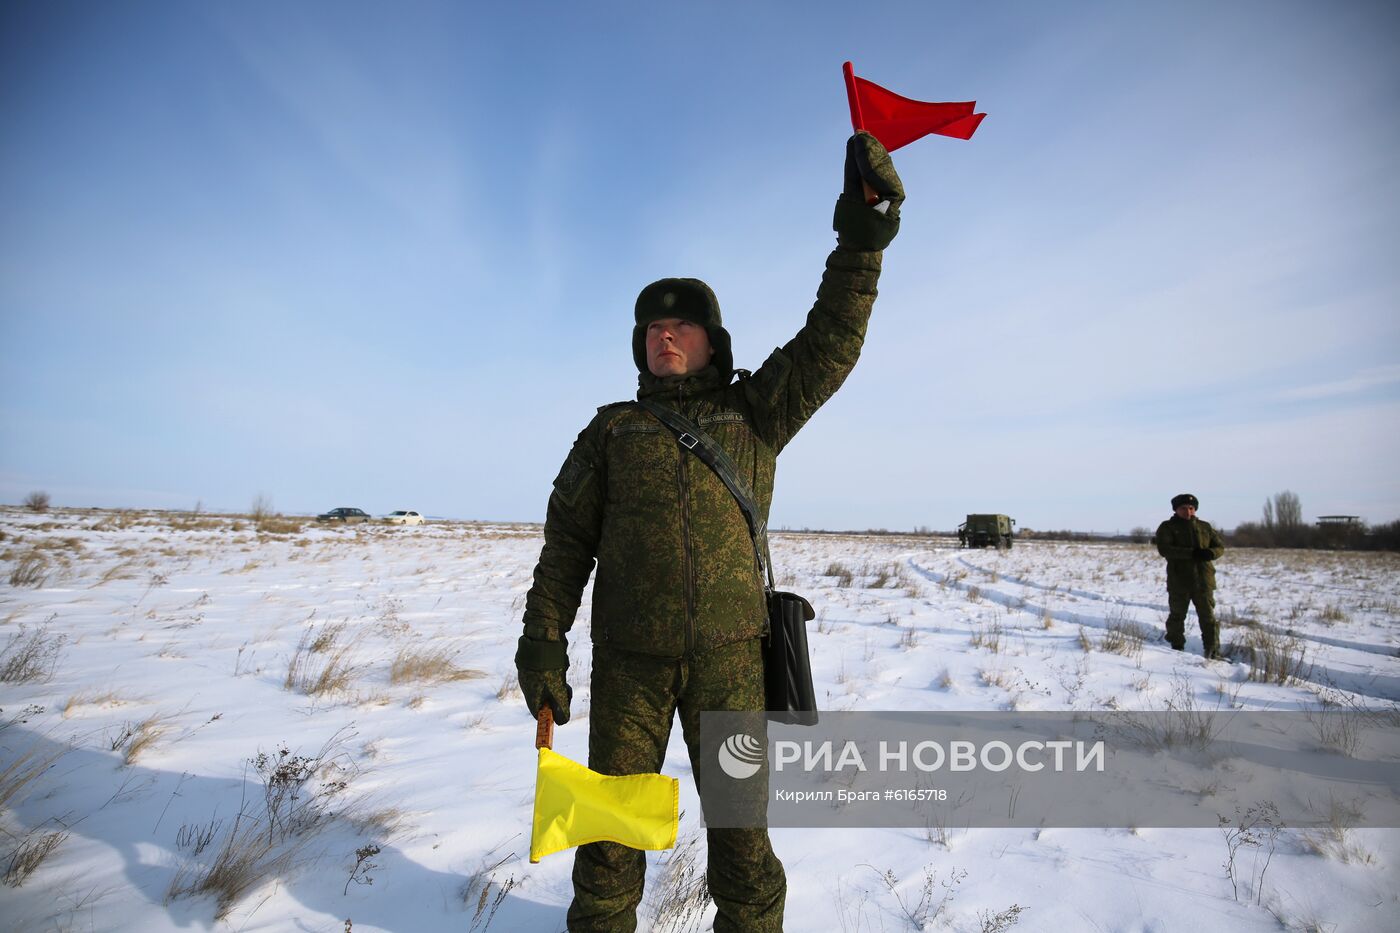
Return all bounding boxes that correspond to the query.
[843,61,986,150]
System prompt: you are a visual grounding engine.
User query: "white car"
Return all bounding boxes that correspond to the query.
[384,510,424,526]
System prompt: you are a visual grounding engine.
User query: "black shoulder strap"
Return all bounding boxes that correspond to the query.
[634,399,774,591]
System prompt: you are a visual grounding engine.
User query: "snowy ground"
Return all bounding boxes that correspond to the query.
[1,507,1397,932]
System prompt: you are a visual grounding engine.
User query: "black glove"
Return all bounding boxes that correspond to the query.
[1193,548,1215,561]
[515,636,572,724]
[833,131,904,251]
[845,131,905,204]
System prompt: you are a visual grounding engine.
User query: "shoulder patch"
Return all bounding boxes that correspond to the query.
[552,452,594,508]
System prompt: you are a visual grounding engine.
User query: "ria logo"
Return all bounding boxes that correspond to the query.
[717,733,764,780]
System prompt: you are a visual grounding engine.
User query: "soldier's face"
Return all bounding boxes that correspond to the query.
[1175,504,1196,519]
[645,318,714,377]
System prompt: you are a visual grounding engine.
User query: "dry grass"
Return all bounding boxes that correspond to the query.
[309,623,348,654]
[3,829,67,887]
[119,712,173,764]
[980,667,1015,689]
[969,619,1003,653]
[285,624,361,697]
[251,497,307,535]
[1300,797,1374,865]
[1218,606,1261,629]
[95,559,142,585]
[7,551,49,588]
[461,841,521,932]
[33,536,84,553]
[494,675,520,702]
[388,646,485,686]
[167,731,358,919]
[1113,676,1226,751]
[167,808,303,919]
[0,626,66,684]
[1316,604,1348,626]
[640,823,710,933]
[1099,613,1153,658]
[1228,628,1313,685]
[0,742,68,812]
[825,561,855,588]
[351,806,408,841]
[867,562,902,589]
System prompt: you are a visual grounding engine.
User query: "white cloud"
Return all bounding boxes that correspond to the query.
[1280,364,1400,401]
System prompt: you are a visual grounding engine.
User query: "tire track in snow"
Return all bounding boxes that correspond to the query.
[905,557,1145,634]
[908,556,1400,703]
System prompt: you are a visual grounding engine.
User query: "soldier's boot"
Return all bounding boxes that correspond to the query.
[1165,593,1189,650]
[1195,591,1221,660]
[705,826,786,933]
[1201,632,1222,660]
[1163,616,1187,651]
[567,841,646,933]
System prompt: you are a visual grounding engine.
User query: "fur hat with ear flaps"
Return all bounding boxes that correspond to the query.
[632,278,734,375]
[1171,493,1200,510]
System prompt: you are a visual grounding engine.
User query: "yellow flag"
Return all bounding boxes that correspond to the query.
[530,747,679,863]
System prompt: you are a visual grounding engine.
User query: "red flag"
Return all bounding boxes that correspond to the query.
[843,61,985,150]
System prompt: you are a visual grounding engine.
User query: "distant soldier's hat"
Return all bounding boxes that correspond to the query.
[1171,493,1200,509]
[632,278,734,375]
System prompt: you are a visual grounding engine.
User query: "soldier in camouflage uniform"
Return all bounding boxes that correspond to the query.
[1156,493,1226,658]
[515,132,905,933]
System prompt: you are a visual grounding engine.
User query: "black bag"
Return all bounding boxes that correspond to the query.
[636,400,820,725]
[765,590,818,725]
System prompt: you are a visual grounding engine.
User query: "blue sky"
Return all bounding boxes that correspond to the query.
[3,0,1397,533]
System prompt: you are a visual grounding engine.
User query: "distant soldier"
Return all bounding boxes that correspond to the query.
[1155,493,1226,658]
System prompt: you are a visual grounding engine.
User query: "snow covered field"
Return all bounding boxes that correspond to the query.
[2,507,1397,932]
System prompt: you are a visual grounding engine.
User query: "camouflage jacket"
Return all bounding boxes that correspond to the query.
[1155,515,1225,592]
[522,247,882,658]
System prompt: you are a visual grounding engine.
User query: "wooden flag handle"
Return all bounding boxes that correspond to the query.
[535,706,554,750]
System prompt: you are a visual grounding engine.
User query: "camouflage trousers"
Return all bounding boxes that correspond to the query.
[1166,587,1217,654]
[567,638,786,933]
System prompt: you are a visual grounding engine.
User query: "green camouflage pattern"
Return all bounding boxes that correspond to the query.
[521,147,895,929]
[1155,515,1225,592]
[517,667,572,723]
[568,639,783,933]
[1167,589,1218,654]
[1155,515,1225,653]
[523,245,883,658]
[834,132,903,251]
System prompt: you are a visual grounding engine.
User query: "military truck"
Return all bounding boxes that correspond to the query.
[957,514,1015,549]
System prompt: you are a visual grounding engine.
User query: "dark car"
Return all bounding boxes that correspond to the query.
[316,507,372,524]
